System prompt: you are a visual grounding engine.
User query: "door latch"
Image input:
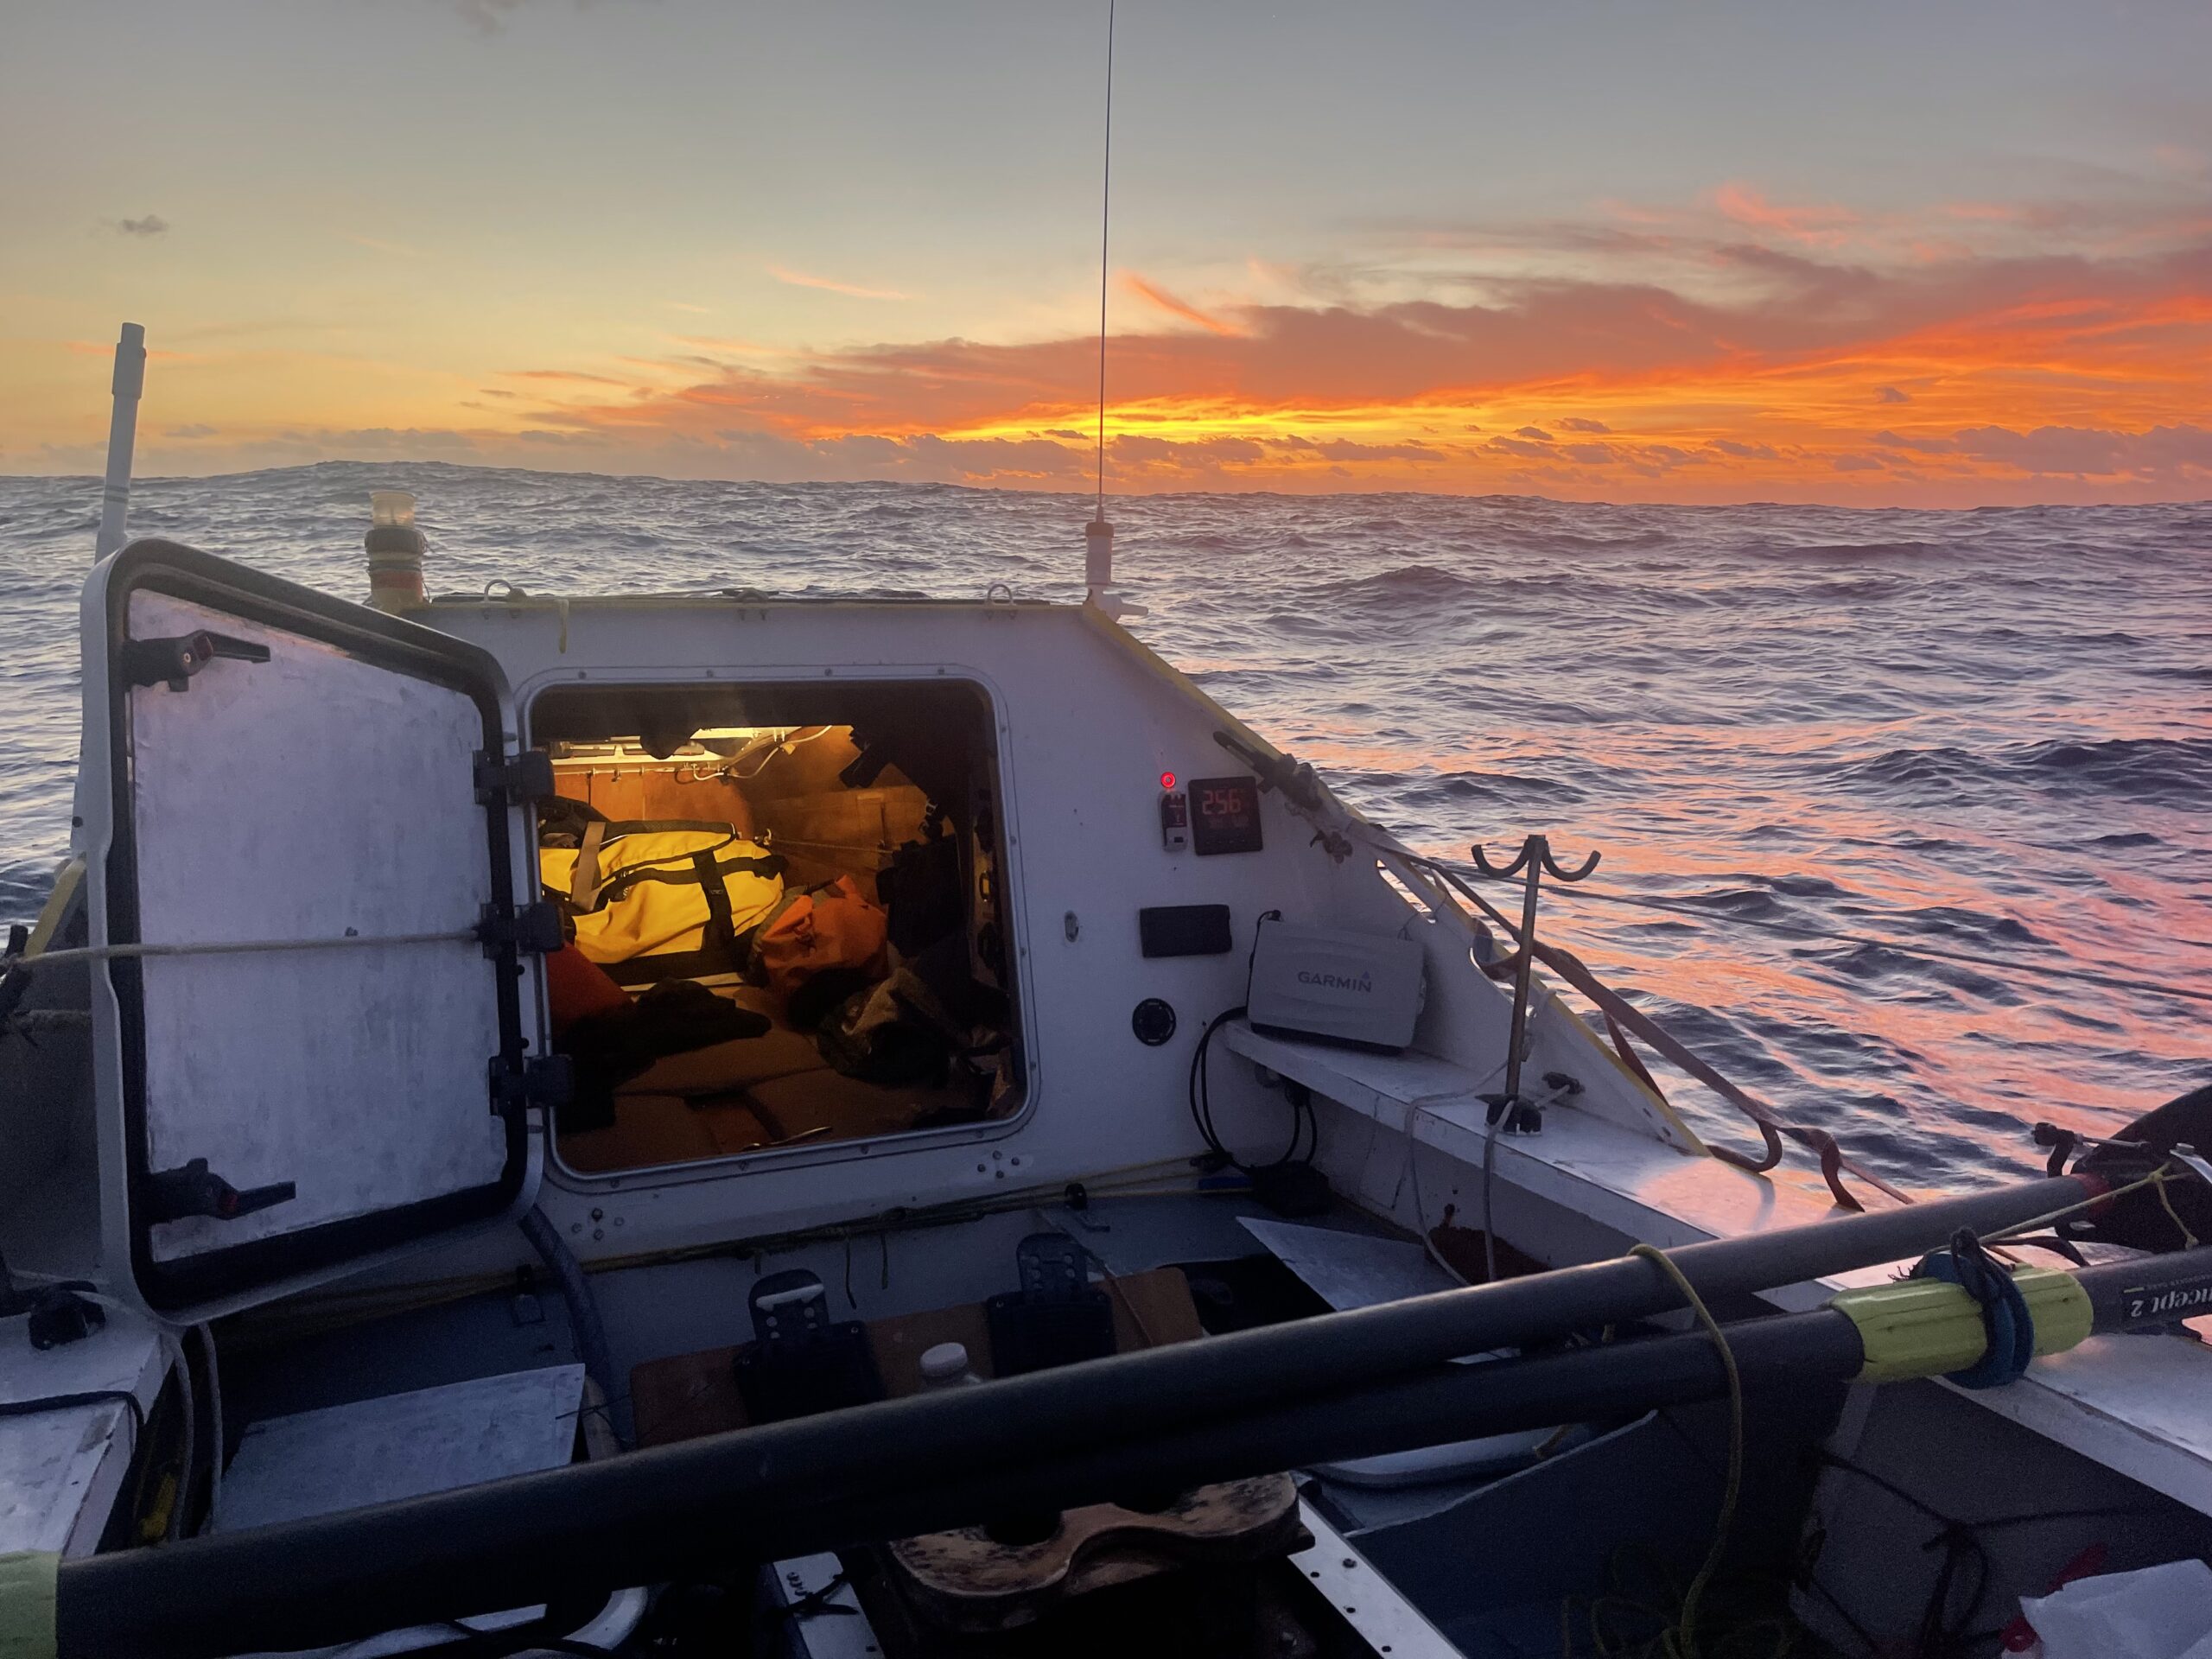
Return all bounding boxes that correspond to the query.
[119,631,270,692]
[145,1158,296,1224]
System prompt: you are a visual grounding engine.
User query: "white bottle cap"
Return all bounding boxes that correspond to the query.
[918,1341,970,1382]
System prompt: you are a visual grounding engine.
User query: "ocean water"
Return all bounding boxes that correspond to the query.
[3,461,2207,1192]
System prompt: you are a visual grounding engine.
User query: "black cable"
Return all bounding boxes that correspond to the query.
[1818,1448,2167,1537]
[1190,1007,1320,1173]
[1280,1080,1318,1167]
[1187,1003,1244,1164]
[1809,1451,2174,1658]
[520,1206,633,1450]
[1188,911,1319,1174]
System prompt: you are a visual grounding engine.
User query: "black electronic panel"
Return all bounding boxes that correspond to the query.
[1139,904,1233,957]
[1189,774,1264,856]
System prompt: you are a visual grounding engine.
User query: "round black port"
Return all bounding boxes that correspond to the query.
[1131,998,1177,1046]
[983,1511,1064,1547]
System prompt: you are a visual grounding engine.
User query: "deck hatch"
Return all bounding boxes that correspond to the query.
[80,540,544,1319]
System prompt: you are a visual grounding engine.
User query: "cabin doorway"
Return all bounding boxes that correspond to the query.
[526,679,1022,1175]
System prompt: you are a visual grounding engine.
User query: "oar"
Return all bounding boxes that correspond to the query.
[47,1166,2187,1659]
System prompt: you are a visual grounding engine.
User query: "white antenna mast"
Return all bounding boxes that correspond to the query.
[1083,0,1128,613]
[1093,0,1114,525]
[96,322,147,559]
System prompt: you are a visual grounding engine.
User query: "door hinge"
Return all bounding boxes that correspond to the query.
[120,631,270,692]
[490,1053,574,1116]
[474,747,555,806]
[475,900,564,957]
[146,1157,296,1224]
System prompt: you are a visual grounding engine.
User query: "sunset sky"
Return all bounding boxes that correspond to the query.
[3,1,2209,502]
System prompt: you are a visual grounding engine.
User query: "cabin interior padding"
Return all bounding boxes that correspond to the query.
[526,679,1023,1176]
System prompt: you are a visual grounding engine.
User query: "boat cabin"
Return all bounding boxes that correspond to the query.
[531,680,1020,1175]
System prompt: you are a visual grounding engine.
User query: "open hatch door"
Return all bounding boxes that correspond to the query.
[80,541,555,1320]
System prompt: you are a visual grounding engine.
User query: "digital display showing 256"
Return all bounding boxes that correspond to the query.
[1189,774,1263,856]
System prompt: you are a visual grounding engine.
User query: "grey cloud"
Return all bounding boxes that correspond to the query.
[1555,417,1611,434]
[1871,430,1954,454]
[1947,423,2212,478]
[113,215,169,237]
[1309,438,1436,462]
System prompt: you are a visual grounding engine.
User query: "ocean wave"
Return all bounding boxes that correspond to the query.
[1746,539,1950,562]
[2013,736,2212,801]
[1306,563,1486,603]
[1821,734,2212,806]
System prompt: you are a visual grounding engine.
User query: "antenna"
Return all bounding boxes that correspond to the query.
[1093,0,1114,524]
[96,322,147,559]
[1084,0,1119,608]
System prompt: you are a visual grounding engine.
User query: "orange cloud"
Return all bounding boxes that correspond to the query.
[1121,274,1244,336]
[766,265,909,301]
[500,368,630,385]
[1712,182,1859,246]
[58,183,2210,503]
[503,208,2212,500]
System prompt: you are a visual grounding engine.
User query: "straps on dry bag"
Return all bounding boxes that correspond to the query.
[540,818,787,982]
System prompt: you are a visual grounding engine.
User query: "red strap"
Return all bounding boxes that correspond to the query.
[1532,938,1907,1210]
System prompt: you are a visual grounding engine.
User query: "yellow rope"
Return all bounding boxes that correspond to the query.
[1560,1245,1752,1657]
[1977,1163,2184,1244]
[2154,1168,2201,1249]
[1637,1244,1742,1659]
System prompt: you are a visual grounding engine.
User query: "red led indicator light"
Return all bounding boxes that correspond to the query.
[1160,771,1178,791]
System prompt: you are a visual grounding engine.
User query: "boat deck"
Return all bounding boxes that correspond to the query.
[1226,1020,2212,1516]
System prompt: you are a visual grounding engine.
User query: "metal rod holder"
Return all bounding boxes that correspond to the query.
[1470,832,1600,1130]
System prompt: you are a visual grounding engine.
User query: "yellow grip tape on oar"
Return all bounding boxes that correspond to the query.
[1831,1267,2093,1382]
[0,1552,58,1659]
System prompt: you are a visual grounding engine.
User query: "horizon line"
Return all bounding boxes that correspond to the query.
[3,455,2207,517]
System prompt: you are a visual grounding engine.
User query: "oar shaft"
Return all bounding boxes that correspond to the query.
[63,1314,1866,1659]
[56,1177,2103,1657]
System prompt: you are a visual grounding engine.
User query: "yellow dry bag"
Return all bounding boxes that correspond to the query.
[541,819,785,983]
